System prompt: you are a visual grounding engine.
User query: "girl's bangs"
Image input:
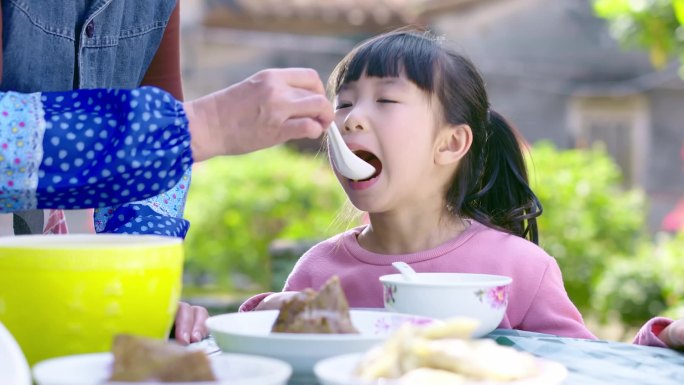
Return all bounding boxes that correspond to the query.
[332,33,439,94]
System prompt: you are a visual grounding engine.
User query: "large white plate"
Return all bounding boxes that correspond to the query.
[314,352,568,385]
[32,352,292,385]
[207,310,437,380]
[0,322,31,385]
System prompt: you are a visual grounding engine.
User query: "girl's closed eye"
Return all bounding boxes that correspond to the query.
[335,101,352,109]
[377,98,398,104]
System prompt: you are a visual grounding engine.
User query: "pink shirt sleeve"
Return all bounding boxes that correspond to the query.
[632,317,671,347]
[516,259,597,339]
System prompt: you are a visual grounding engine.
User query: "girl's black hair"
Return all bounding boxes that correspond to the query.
[329,28,542,244]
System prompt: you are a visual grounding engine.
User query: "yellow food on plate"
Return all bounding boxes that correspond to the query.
[271,276,359,334]
[356,319,538,384]
[109,334,216,382]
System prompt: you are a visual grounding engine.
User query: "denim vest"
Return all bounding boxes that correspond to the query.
[0,0,177,234]
[1,0,177,92]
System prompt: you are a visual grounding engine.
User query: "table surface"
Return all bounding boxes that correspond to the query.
[486,329,684,385]
[195,329,684,385]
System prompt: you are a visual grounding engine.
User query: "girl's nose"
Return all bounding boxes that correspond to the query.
[344,122,365,132]
[343,112,367,133]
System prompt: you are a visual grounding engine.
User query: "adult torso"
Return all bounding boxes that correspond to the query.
[0,0,177,234]
[1,0,176,91]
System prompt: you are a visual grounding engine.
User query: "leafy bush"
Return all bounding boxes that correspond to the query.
[593,230,684,328]
[593,243,668,327]
[656,231,684,319]
[528,142,648,314]
[183,146,348,291]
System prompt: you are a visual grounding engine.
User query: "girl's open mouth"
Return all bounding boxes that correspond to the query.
[350,150,382,182]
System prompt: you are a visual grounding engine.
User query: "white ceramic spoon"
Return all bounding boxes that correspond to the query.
[327,122,376,180]
[391,261,418,282]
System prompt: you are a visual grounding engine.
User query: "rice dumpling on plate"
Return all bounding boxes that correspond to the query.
[109,334,216,382]
[271,276,359,334]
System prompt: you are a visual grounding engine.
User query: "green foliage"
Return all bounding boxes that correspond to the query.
[657,231,684,318]
[592,230,684,327]
[593,0,684,72]
[593,242,668,327]
[183,146,348,291]
[528,142,648,313]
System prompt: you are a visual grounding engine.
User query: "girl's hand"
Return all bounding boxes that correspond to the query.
[254,291,306,311]
[658,319,684,349]
[173,301,209,345]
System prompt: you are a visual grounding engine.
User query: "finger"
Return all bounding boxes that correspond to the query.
[280,118,327,141]
[666,320,684,348]
[191,306,210,342]
[269,68,326,94]
[258,294,284,311]
[287,95,334,125]
[174,302,192,344]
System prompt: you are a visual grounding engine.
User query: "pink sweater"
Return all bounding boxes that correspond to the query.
[241,220,669,347]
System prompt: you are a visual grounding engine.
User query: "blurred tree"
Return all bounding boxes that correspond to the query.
[657,230,684,319]
[593,242,668,329]
[528,142,647,314]
[593,0,684,73]
[183,146,349,292]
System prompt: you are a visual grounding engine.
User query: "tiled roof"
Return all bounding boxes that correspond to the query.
[201,0,481,35]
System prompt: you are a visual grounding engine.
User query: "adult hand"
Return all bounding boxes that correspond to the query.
[658,319,684,349]
[254,291,306,311]
[173,301,209,345]
[185,68,334,162]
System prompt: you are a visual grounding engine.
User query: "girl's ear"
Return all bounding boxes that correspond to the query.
[435,124,473,165]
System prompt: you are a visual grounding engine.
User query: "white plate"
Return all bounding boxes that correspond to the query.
[314,352,568,385]
[31,352,292,385]
[207,310,437,380]
[0,322,31,385]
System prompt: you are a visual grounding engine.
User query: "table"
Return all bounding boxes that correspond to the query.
[485,329,684,385]
[197,329,684,384]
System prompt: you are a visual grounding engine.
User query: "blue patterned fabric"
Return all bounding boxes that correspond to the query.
[94,168,191,237]
[0,87,193,237]
[0,92,45,212]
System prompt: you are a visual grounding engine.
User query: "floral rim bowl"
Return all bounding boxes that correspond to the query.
[379,273,512,337]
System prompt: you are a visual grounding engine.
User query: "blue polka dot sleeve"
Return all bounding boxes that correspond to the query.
[0,87,193,237]
[93,167,191,238]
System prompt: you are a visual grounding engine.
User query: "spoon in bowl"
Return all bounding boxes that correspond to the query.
[391,261,418,282]
[327,122,376,181]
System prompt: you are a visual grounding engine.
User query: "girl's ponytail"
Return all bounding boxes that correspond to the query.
[452,110,542,244]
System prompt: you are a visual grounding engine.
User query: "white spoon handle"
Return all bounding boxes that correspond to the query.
[392,261,418,282]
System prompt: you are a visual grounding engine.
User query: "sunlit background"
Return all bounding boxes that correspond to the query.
[177,0,684,341]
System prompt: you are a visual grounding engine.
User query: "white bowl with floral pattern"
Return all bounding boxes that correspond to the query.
[379,273,512,337]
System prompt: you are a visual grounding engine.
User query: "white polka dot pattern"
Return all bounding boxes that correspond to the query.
[0,87,193,237]
[94,168,192,238]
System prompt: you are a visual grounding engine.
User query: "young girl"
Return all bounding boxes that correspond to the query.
[240,29,683,348]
